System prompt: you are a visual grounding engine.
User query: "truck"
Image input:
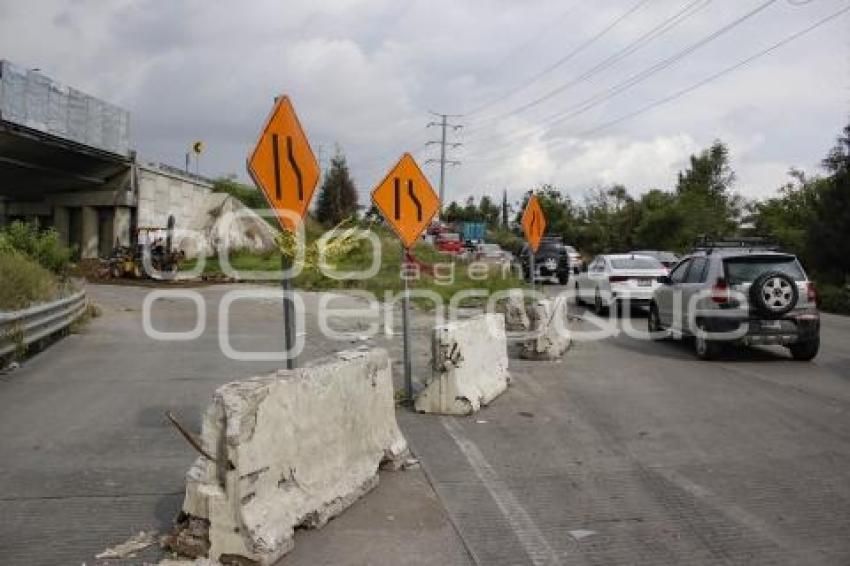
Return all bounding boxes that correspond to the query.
[461,222,486,245]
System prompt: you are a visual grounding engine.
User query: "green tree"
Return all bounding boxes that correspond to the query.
[808,124,850,283]
[672,140,741,247]
[633,189,683,250]
[315,149,359,226]
[212,175,267,209]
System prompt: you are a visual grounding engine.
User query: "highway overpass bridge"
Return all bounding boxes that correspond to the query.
[0,60,212,258]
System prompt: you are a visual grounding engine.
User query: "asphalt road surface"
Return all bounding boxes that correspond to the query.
[1,283,848,565]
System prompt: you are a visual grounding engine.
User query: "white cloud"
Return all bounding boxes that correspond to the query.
[0,0,847,205]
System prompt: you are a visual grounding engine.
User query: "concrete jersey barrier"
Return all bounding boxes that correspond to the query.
[415,313,511,415]
[520,297,571,360]
[179,348,408,565]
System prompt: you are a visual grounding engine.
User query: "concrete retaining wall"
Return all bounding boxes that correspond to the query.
[520,297,571,360]
[136,164,212,232]
[179,348,408,565]
[415,314,510,415]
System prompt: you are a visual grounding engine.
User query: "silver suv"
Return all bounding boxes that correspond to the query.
[648,240,820,361]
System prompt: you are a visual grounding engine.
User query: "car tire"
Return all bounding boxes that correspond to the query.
[750,271,799,318]
[648,303,665,339]
[594,290,608,316]
[694,332,722,361]
[558,272,569,285]
[789,337,819,361]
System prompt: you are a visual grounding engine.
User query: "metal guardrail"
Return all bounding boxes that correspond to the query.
[0,289,87,358]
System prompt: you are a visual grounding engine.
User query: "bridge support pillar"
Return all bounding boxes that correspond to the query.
[80,206,99,259]
[113,206,131,248]
[52,206,70,247]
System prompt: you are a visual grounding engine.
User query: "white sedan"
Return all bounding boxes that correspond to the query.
[574,254,669,315]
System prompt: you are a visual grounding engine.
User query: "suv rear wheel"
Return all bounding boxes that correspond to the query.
[789,337,819,361]
[694,332,722,360]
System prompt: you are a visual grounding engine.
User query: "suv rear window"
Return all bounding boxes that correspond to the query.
[723,256,805,284]
[610,257,663,270]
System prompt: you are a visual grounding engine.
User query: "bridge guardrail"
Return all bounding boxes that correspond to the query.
[0,289,87,358]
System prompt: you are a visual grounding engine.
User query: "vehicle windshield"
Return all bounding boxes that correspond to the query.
[610,257,664,270]
[723,256,805,284]
[633,250,677,262]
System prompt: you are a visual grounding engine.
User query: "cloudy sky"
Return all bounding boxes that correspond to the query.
[2,0,848,207]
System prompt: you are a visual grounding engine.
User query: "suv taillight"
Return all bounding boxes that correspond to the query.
[807,281,817,304]
[711,279,729,304]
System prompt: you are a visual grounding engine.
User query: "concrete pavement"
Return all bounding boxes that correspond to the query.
[0,284,469,566]
[1,283,849,564]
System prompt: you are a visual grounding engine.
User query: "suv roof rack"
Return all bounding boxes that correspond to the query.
[691,235,781,255]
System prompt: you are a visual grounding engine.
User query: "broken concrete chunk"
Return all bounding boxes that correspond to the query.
[95,530,157,559]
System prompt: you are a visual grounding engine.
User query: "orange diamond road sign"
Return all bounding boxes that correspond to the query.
[247,96,320,232]
[521,194,547,252]
[371,153,440,249]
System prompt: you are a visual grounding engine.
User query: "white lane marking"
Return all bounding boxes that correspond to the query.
[441,417,563,566]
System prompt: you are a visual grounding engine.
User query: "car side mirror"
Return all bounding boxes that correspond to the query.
[658,275,672,285]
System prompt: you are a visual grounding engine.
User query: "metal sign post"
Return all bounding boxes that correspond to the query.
[370,153,440,404]
[281,255,296,369]
[247,96,320,370]
[401,247,413,401]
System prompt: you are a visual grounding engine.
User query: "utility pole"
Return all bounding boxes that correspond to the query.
[425,112,463,210]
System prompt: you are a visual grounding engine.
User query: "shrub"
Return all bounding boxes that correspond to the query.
[817,283,850,315]
[0,221,72,274]
[0,250,60,310]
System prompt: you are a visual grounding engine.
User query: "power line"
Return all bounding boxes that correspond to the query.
[465,3,850,164]
[463,0,712,136]
[463,0,781,161]
[579,4,850,136]
[486,1,584,72]
[463,0,653,117]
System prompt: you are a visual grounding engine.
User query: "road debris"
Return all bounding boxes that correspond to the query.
[162,515,211,559]
[95,530,157,559]
[568,529,596,541]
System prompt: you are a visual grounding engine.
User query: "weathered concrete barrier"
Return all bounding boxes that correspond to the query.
[499,288,531,331]
[414,314,510,415]
[177,348,408,565]
[520,297,571,360]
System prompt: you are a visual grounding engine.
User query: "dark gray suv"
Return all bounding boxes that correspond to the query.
[648,240,820,361]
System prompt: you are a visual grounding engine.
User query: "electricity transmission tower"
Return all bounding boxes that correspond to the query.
[425,112,463,208]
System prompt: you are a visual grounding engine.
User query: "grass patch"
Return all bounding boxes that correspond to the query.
[0,250,61,311]
[188,224,524,308]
